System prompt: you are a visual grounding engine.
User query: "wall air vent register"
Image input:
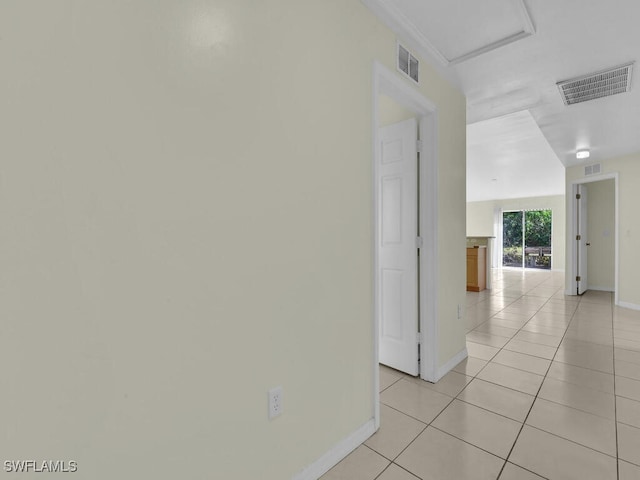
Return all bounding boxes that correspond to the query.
[584,163,602,176]
[398,43,419,84]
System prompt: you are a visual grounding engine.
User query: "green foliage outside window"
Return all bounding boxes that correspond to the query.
[502,210,552,269]
[525,210,552,248]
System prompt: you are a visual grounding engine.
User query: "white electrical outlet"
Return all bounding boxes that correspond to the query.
[457,304,463,319]
[268,386,283,419]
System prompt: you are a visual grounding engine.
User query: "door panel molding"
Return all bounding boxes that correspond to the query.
[378,118,419,375]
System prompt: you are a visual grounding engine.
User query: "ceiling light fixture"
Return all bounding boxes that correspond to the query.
[576,150,590,159]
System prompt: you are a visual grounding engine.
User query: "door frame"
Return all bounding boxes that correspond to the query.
[567,173,619,304]
[372,61,439,429]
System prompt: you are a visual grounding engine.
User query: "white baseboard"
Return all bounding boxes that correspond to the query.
[435,347,468,382]
[618,301,640,311]
[292,419,376,480]
[587,286,614,292]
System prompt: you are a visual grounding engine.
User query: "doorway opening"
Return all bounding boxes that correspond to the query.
[502,210,552,269]
[568,175,618,298]
[569,175,618,300]
[372,61,439,429]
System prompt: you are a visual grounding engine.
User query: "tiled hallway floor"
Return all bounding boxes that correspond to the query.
[321,269,640,480]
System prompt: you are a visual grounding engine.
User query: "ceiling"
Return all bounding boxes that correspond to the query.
[467,110,565,202]
[363,0,640,201]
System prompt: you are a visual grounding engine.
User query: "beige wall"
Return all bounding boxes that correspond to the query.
[0,1,466,479]
[378,93,417,126]
[586,179,615,291]
[466,201,495,237]
[467,195,566,271]
[566,154,640,307]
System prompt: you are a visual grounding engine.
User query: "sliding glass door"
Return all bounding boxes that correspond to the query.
[525,210,552,269]
[503,211,523,267]
[502,210,552,269]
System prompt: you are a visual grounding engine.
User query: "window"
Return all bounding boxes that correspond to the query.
[502,210,552,269]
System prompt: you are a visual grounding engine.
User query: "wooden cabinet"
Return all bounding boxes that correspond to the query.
[467,246,486,292]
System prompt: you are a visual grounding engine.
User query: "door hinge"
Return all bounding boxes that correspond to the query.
[576,235,581,240]
[416,236,423,249]
[576,276,581,282]
[576,193,581,199]
[416,140,422,153]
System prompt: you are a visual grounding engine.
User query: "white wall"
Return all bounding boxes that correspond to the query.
[586,179,615,291]
[467,195,566,271]
[0,1,466,479]
[566,155,640,308]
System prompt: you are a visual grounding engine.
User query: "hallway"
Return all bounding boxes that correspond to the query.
[321,269,640,480]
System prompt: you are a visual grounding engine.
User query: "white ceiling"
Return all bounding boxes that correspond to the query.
[363,0,640,201]
[467,110,565,201]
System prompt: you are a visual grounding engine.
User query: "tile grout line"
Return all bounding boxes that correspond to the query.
[522,423,619,459]
[377,397,430,430]
[358,278,625,480]
[362,444,419,480]
[379,373,404,394]
[369,456,422,480]
[385,387,458,463]
[467,319,540,371]
[462,283,554,385]
[498,291,618,479]
[378,280,549,477]
[493,282,580,479]
[378,273,609,480]
[465,283,568,384]
[469,314,618,422]
[612,296,620,480]
[458,275,565,478]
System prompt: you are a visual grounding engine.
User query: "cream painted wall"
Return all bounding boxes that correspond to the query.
[434,88,467,366]
[566,155,640,307]
[466,201,495,237]
[586,179,615,291]
[378,93,417,126]
[0,1,465,479]
[467,195,566,271]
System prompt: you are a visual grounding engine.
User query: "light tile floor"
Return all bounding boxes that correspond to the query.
[321,269,640,480]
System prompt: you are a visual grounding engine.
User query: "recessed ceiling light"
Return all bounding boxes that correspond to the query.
[576,150,590,159]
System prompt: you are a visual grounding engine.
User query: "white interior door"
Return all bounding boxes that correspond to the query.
[377,118,419,376]
[576,184,588,294]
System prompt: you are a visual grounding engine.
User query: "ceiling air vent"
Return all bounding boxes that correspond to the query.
[557,62,634,106]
